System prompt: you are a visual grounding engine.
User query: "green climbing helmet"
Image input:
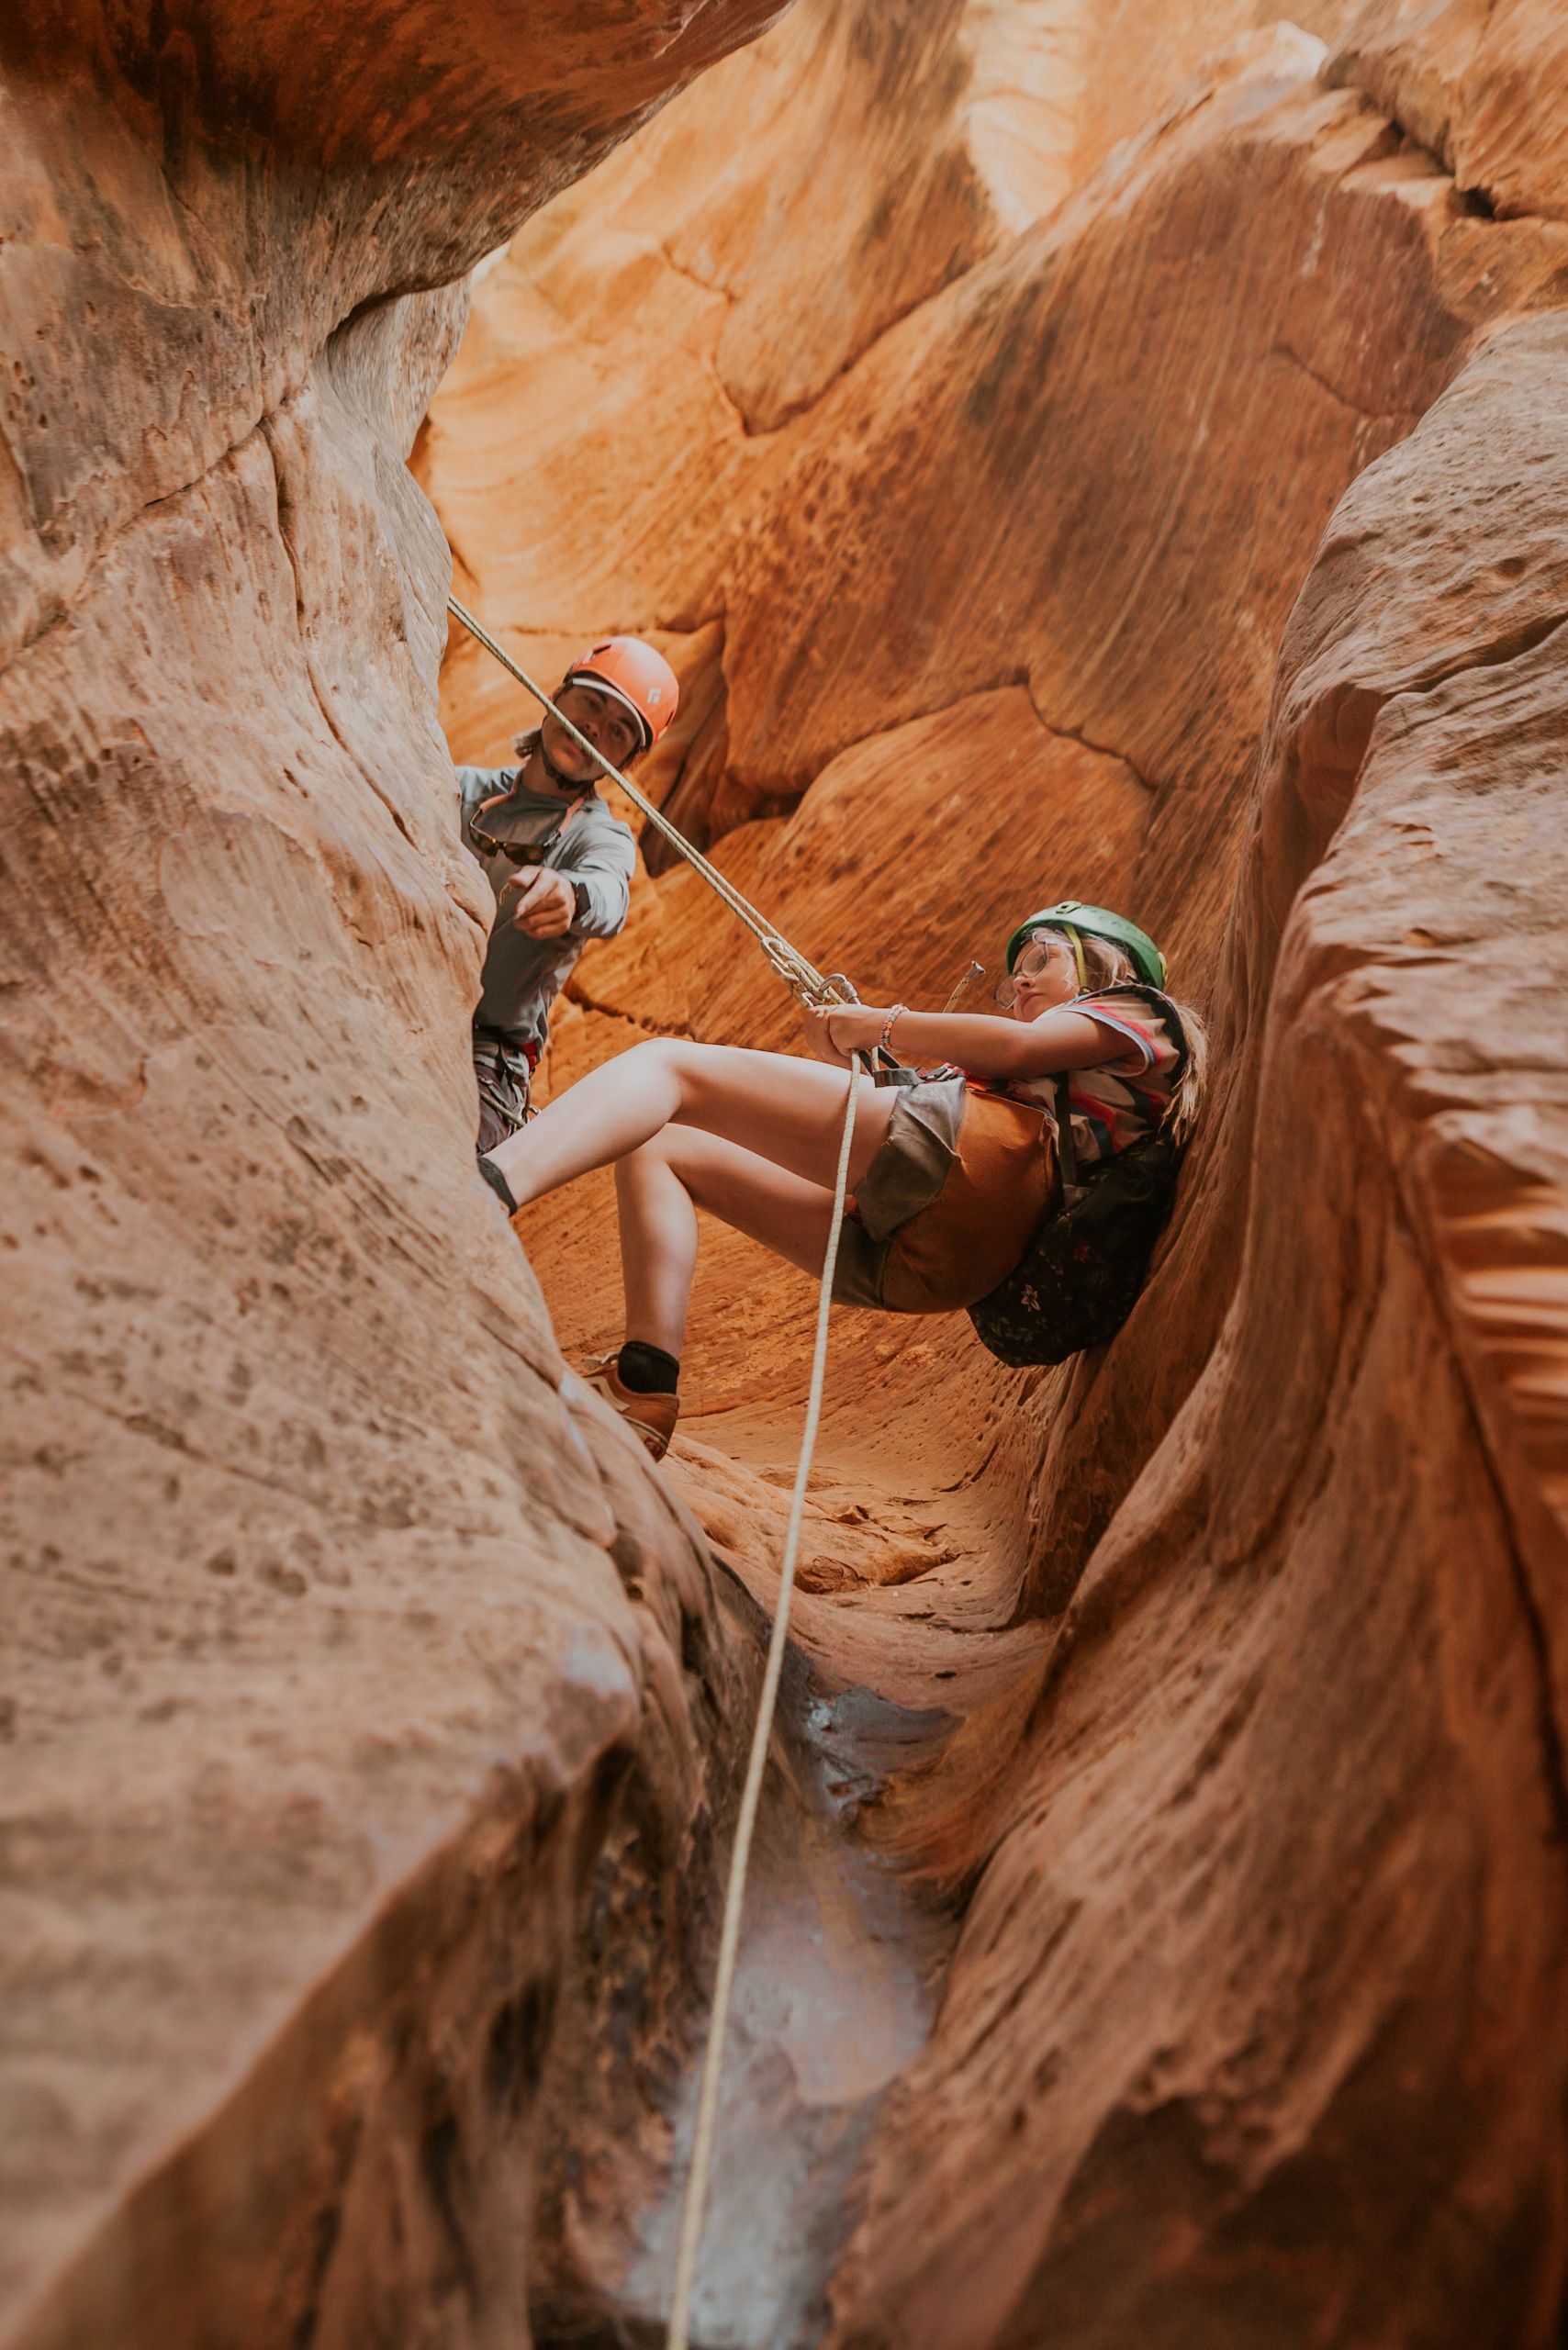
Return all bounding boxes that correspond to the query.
[1004,901,1168,989]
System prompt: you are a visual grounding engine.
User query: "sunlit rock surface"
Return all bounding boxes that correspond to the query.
[8,0,1568,2343]
[1330,0,1568,221]
[819,303,1568,2350]
[421,1,1568,2344]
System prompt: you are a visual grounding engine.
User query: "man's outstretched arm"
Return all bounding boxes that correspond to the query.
[504,825,635,941]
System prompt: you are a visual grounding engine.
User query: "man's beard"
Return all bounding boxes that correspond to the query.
[536,726,594,794]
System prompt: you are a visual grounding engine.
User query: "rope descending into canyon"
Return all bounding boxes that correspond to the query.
[450,594,868,2337]
[446,596,854,1013]
[666,1058,861,2350]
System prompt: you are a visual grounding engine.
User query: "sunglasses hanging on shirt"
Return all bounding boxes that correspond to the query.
[468,787,585,867]
[468,818,561,868]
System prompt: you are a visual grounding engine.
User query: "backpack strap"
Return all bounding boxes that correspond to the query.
[1084,980,1191,1071]
[1052,1073,1085,1207]
[1050,983,1187,1206]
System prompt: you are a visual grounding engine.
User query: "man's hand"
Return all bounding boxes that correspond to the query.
[504,866,577,939]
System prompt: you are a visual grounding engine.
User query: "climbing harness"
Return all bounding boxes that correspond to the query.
[450,596,871,2345]
[471,1027,536,1148]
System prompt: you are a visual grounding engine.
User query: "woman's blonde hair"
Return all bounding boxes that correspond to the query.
[1036,924,1208,1147]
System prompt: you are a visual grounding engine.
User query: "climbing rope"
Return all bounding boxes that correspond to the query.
[665,1060,860,2350]
[449,594,871,2339]
[446,596,854,1014]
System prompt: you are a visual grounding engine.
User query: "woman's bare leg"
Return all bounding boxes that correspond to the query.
[615,1127,844,1357]
[485,1038,896,1207]
[614,1143,700,1358]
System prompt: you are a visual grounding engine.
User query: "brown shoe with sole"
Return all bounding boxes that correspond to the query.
[581,1357,680,1461]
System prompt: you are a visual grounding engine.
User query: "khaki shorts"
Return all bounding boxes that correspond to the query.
[832,1077,1054,1314]
[473,1031,535,1154]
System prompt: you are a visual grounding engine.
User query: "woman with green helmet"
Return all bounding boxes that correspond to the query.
[478,900,1207,1460]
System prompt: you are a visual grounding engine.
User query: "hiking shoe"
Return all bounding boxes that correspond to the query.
[582,1357,680,1462]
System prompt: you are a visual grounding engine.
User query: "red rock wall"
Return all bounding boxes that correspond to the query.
[8,0,1568,2344]
[420,3,1568,2344]
[824,301,1568,2350]
[0,4,787,2344]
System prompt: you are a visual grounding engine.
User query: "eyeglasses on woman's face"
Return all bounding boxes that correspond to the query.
[993,932,1077,1009]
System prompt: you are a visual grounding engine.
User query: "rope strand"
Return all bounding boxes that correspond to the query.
[664,1061,862,2350]
[449,595,868,2339]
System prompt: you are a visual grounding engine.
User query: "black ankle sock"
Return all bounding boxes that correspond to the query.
[617,1340,680,1396]
[477,1154,518,1214]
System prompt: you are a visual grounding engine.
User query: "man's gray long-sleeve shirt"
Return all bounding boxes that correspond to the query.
[457,765,636,1055]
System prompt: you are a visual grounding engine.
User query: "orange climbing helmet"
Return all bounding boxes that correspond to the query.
[564,637,679,755]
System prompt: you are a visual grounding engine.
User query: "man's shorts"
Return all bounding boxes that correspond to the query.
[473,1031,536,1155]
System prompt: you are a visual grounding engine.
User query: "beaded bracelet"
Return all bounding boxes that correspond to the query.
[880,1003,907,1055]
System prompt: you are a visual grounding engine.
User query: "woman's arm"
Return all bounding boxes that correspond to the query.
[805,1002,1140,1080]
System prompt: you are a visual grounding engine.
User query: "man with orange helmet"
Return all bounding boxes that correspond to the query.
[459,636,679,1151]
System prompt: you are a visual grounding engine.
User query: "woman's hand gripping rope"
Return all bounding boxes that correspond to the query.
[804,998,902,1065]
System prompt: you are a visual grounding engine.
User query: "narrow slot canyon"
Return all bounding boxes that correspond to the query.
[6,2,1568,2346]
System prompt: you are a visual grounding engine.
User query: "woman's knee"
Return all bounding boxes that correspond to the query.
[621,1035,707,1103]
[618,1035,758,1148]
[615,1119,708,1197]
[616,1125,715,1205]
[616,1129,676,1190]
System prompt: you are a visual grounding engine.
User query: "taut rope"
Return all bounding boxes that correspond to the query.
[447,596,853,1013]
[449,594,869,2345]
[665,1061,861,2350]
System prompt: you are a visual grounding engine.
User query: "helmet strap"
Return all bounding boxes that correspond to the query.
[1064,926,1089,992]
[536,734,592,795]
[531,693,598,796]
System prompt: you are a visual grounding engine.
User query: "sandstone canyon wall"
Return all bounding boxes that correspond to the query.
[0,3,789,2344]
[7,0,1568,2346]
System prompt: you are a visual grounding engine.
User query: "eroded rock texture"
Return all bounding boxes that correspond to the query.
[419,0,1568,2344]
[1,2,787,2344]
[816,308,1568,2350]
[8,0,1568,2346]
